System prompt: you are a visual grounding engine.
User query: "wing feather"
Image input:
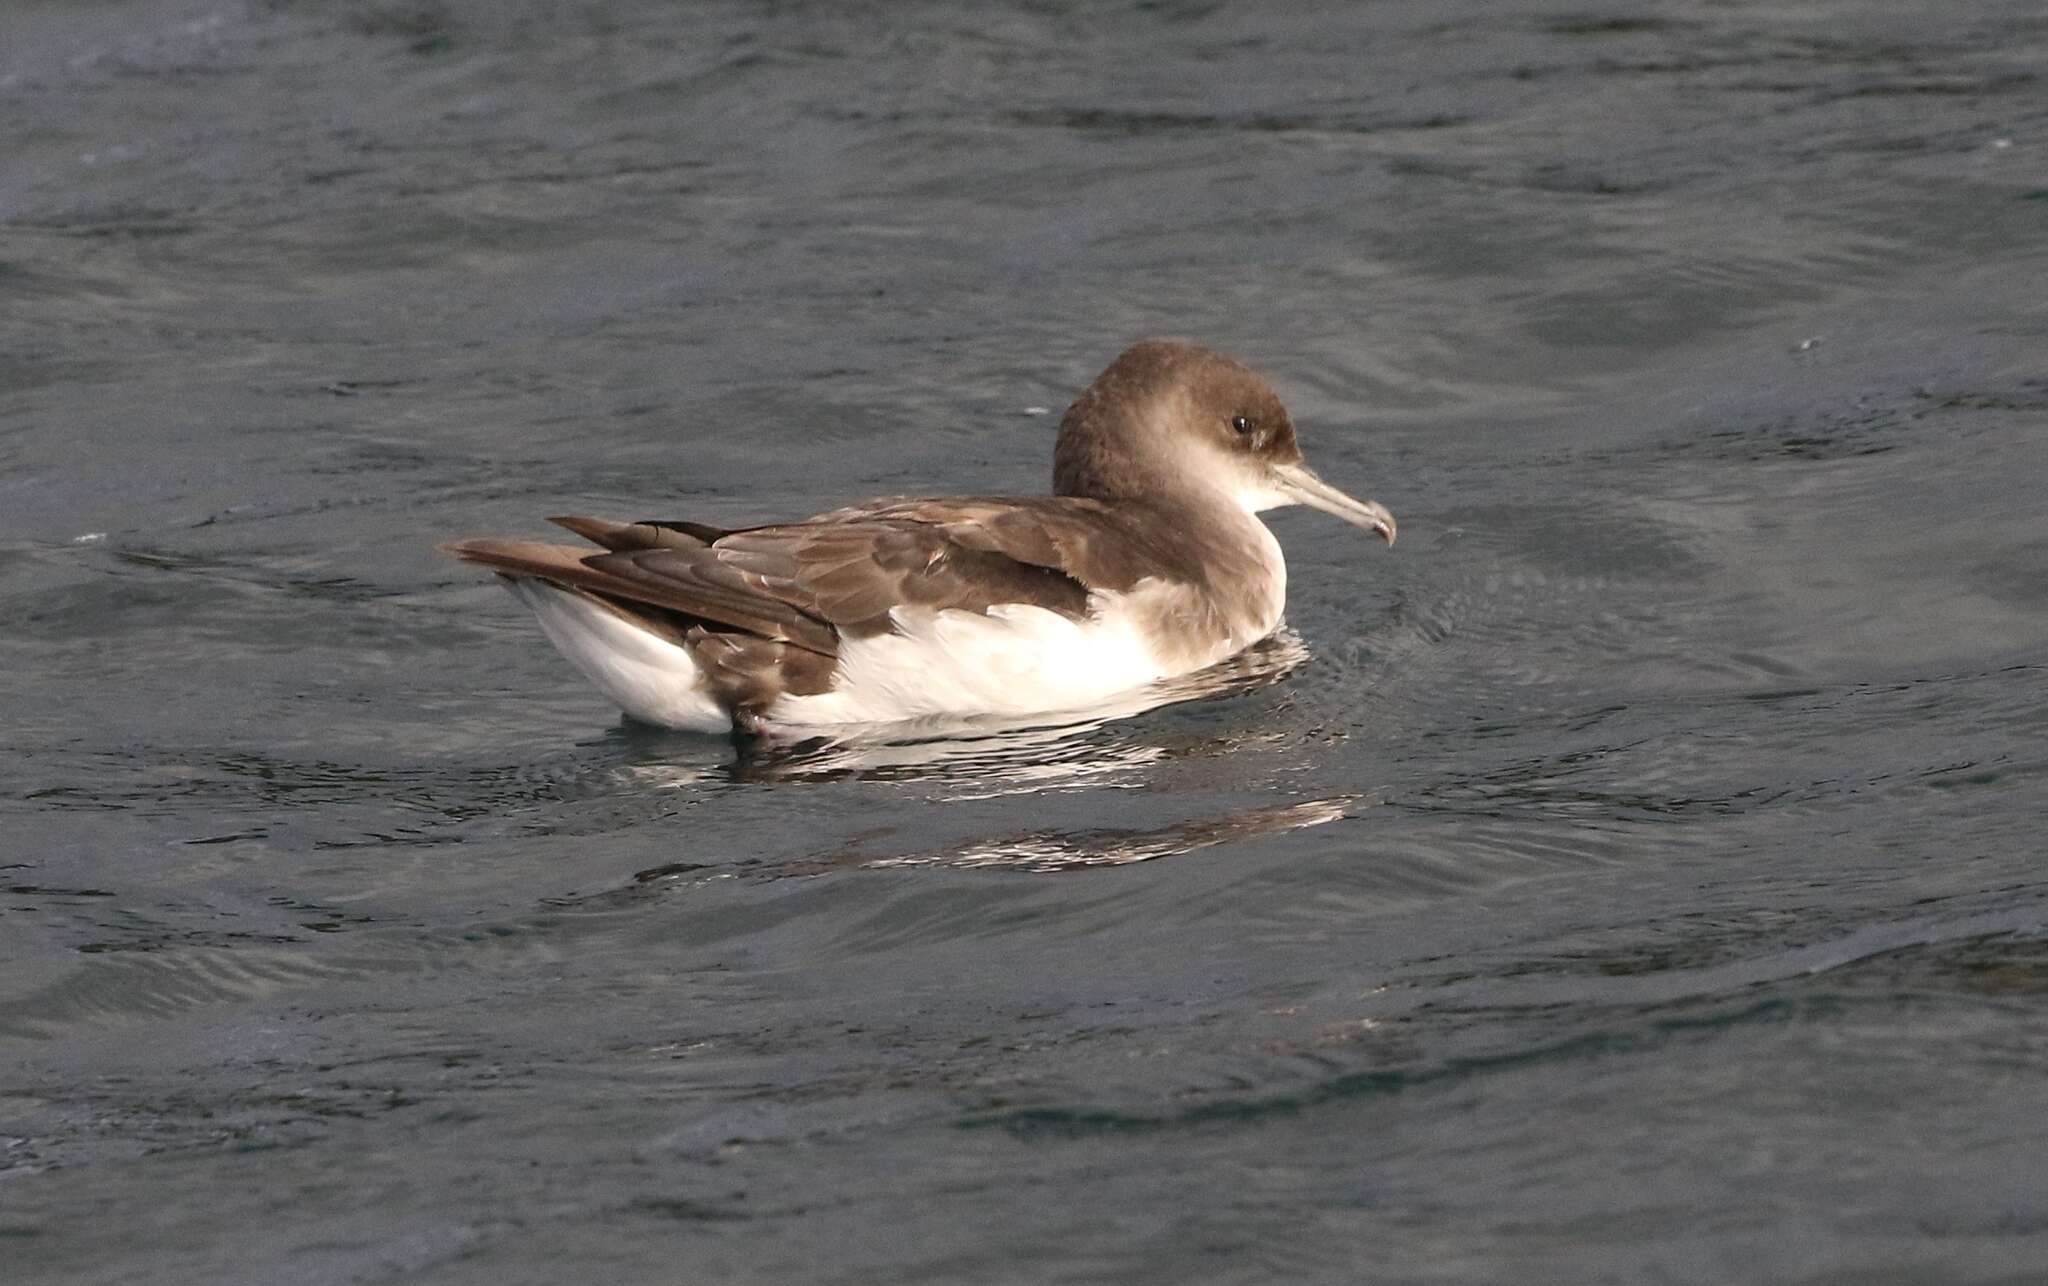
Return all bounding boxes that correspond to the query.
[449,497,1186,662]
[547,515,728,551]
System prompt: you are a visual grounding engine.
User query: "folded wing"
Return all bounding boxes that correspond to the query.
[444,501,1138,661]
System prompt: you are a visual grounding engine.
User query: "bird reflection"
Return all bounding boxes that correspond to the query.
[609,794,1355,891]
[855,795,1352,873]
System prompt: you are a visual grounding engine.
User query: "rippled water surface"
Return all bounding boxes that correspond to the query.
[6,2,2048,1282]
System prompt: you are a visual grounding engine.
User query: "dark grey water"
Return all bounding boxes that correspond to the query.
[5,1,2048,1281]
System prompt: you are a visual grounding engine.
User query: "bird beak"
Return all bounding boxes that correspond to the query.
[1270,462,1397,545]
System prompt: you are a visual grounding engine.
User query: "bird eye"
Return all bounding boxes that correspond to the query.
[1231,415,1254,435]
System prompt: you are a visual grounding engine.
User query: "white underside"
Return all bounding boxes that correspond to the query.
[499,576,1255,735]
[772,595,1174,727]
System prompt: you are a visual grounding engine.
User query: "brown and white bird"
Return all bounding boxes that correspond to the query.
[446,341,1395,736]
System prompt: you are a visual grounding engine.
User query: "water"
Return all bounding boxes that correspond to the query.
[4,1,2047,1281]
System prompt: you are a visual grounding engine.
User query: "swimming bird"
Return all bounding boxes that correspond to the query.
[446,340,1395,736]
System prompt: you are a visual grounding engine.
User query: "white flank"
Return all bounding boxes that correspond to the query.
[504,578,728,732]
[504,567,1283,735]
[767,587,1182,728]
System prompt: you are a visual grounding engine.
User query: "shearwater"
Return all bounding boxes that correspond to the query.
[446,341,1396,737]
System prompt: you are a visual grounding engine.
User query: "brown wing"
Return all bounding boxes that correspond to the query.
[829,496,1211,592]
[443,535,841,653]
[695,518,1093,635]
[443,500,1167,655]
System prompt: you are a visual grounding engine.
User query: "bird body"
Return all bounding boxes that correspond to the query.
[447,341,1394,736]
